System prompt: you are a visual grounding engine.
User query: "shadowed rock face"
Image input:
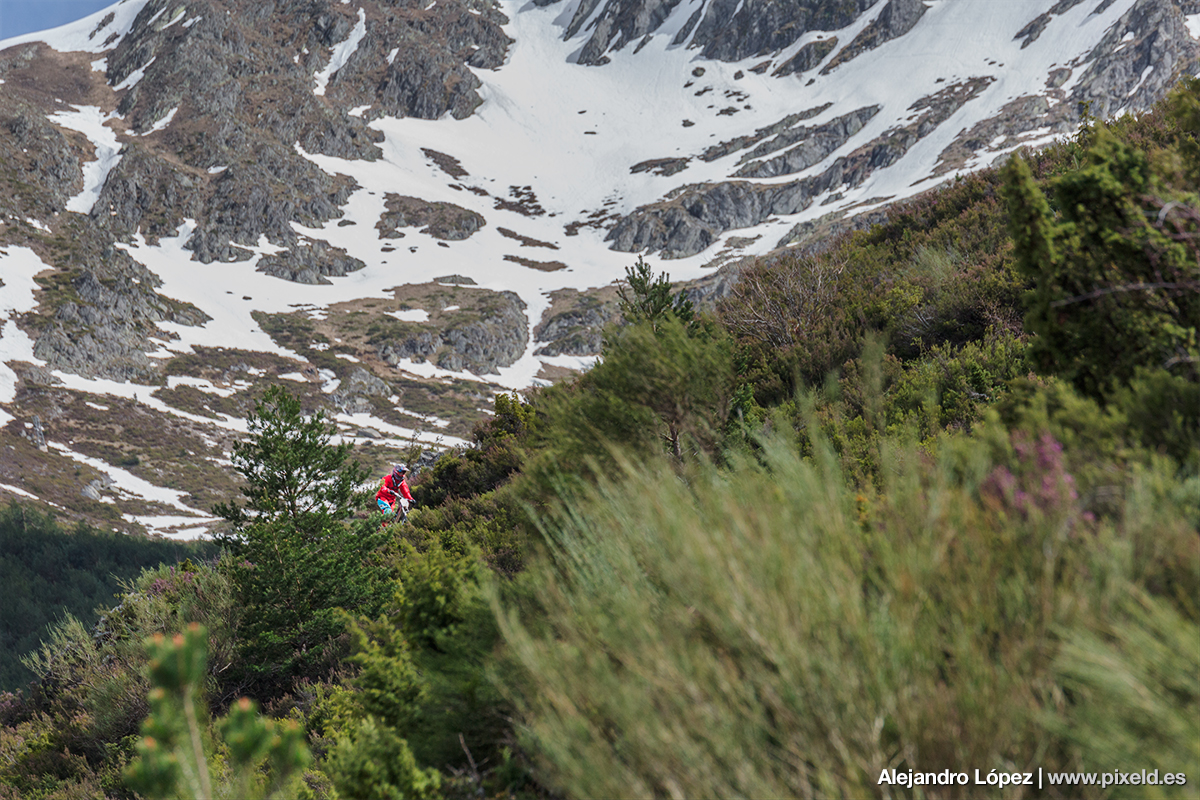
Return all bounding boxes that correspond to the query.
[561,0,880,66]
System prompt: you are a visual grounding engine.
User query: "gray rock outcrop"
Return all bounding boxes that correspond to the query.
[819,0,927,74]
[534,295,616,356]
[377,292,528,375]
[376,195,486,241]
[608,78,994,257]
[333,367,391,413]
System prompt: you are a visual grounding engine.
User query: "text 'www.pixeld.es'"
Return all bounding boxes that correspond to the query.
[878,768,1190,791]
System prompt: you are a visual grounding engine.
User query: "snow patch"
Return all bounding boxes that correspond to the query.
[48,441,211,521]
[314,8,367,96]
[1187,15,1200,40]
[0,248,50,421]
[167,375,240,397]
[0,483,37,499]
[49,107,123,215]
[349,105,372,117]
[115,56,157,91]
[142,106,178,134]
[159,7,188,31]
[387,309,430,322]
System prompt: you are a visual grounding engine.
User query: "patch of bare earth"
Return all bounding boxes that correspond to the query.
[503,254,568,271]
[497,227,559,249]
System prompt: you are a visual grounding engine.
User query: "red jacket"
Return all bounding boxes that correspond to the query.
[375,473,413,504]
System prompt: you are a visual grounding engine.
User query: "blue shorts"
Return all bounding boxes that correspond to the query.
[377,498,394,515]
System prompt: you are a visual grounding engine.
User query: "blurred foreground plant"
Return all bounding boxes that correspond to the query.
[497,426,1199,799]
[126,623,310,800]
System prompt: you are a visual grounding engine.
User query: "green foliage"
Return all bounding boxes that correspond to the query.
[528,314,733,493]
[325,543,516,797]
[326,717,440,800]
[0,558,242,799]
[225,516,395,696]
[615,255,696,331]
[214,385,370,534]
[211,386,395,697]
[1003,116,1199,403]
[0,502,212,691]
[721,170,1024,402]
[416,392,533,508]
[127,624,310,800]
[497,429,1199,799]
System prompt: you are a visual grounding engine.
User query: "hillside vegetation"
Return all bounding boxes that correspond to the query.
[1,81,1197,799]
[0,505,214,692]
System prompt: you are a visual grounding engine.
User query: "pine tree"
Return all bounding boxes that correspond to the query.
[214,384,369,535]
[212,386,393,695]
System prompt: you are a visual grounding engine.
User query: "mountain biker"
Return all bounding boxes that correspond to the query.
[376,463,414,522]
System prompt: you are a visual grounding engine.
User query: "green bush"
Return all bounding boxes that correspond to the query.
[497,430,1199,799]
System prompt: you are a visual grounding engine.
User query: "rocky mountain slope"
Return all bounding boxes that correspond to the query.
[0,0,1196,536]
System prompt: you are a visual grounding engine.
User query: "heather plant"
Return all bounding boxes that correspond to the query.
[497,427,1199,799]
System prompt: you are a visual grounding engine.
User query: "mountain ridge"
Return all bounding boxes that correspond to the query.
[0,0,1196,536]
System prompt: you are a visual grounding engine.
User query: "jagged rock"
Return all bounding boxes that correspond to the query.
[1014,0,1089,49]
[257,241,366,284]
[610,78,993,257]
[0,106,83,219]
[534,295,617,356]
[572,0,682,66]
[377,195,485,241]
[90,144,204,241]
[568,0,878,66]
[333,367,390,412]
[699,103,833,162]
[1068,0,1200,119]
[821,0,928,74]
[734,105,880,177]
[691,0,876,64]
[32,263,209,381]
[187,156,358,264]
[377,291,528,375]
[630,157,691,176]
[774,37,838,76]
[31,414,47,452]
[433,274,477,285]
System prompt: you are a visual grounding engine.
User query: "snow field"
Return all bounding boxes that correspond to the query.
[0,0,152,53]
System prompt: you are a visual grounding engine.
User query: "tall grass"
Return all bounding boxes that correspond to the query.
[495,430,1199,799]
